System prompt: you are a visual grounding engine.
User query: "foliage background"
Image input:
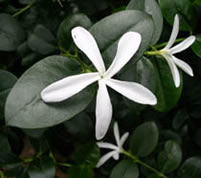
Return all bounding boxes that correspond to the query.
[1,0,201,177]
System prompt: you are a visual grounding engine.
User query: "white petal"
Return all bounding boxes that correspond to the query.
[164,14,179,49]
[120,132,129,147]
[171,36,196,54]
[41,72,99,102]
[114,122,120,147]
[112,152,119,160]
[173,56,194,76]
[105,78,157,105]
[96,80,112,140]
[97,142,118,150]
[162,54,180,88]
[105,32,141,78]
[71,27,106,74]
[96,150,117,168]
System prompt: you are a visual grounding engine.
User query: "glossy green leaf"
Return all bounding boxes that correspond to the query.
[57,13,92,51]
[110,160,139,178]
[5,55,95,128]
[159,0,196,32]
[28,157,55,178]
[90,10,154,67]
[0,70,17,119]
[68,166,93,178]
[64,113,93,142]
[130,122,159,157]
[177,157,201,178]
[192,35,201,58]
[120,57,157,112]
[28,24,56,55]
[152,57,183,112]
[127,0,163,44]
[73,142,100,168]
[157,140,182,173]
[0,13,25,51]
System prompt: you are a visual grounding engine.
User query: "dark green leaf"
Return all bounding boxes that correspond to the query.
[157,140,182,173]
[120,57,157,113]
[74,142,100,168]
[57,13,92,51]
[68,166,93,178]
[90,10,154,67]
[0,133,11,155]
[64,112,93,142]
[159,0,196,32]
[177,157,201,178]
[172,109,189,130]
[110,160,139,178]
[130,122,159,157]
[0,70,17,119]
[28,157,55,178]
[127,0,163,44]
[192,35,201,58]
[28,24,56,55]
[152,57,183,112]
[5,55,95,128]
[0,13,25,51]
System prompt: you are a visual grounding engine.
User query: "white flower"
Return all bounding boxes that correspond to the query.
[96,122,129,168]
[41,26,157,140]
[159,14,196,88]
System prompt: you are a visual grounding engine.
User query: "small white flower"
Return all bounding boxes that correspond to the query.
[96,122,129,168]
[41,26,157,140]
[159,14,196,88]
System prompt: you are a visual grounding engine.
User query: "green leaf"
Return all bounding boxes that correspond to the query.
[172,109,189,130]
[157,140,182,173]
[0,13,25,51]
[159,0,196,32]
[0,133,11,155]
[127,0,163,44]
[5,55,95,128]
[68,166,93,178]
[177,157,201,178]
[130,122,159,157]
[90,10,154,67]
[0,70,17,119]
[192,35,201,58]
[120,57,157,113]
[64,113,93,142]
[57,13,92,51]
[110,160,139,178]
[73,142,100,168]
[28,157,55,178]
[28,24,56,55]
[152,57,183,112]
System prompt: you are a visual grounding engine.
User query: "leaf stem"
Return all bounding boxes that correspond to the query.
[57,0,64,7]
[13,0,35,17]
[153,38,185,49]
[122,150,168,178]
[57,162,72,168]
[60,47,92,72]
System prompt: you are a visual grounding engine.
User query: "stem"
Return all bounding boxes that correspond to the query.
[122,150,168,178]
[57,162,72,168]
[60,47,92,72]
[13,1,35,17]
[57,0,64,7]
[154,38,185,49]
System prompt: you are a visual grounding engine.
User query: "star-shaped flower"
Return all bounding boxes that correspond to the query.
[41,26,157,140]
[159,14,196,88]
[96,122,129,168]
